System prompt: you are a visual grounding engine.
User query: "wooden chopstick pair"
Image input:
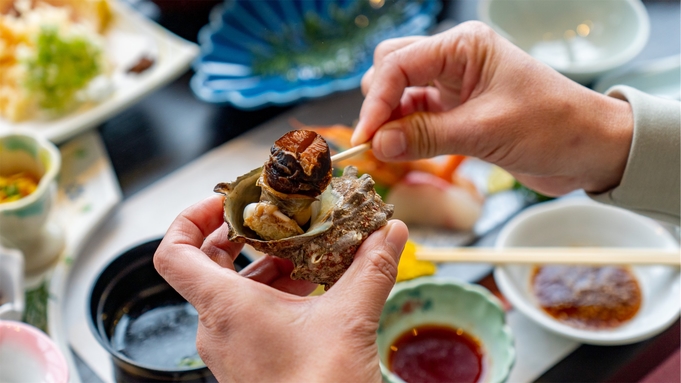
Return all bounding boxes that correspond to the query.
[415,247,681,266]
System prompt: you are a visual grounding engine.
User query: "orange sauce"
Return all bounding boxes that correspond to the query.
[531,265,641,329]
[388,325,483,383]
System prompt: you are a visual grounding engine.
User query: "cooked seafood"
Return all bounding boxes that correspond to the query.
[215,130,393,288]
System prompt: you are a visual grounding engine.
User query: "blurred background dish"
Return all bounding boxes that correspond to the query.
[378,277,514,383]
[0,320,68,383]
[594,54,681,100]
[0,244,24,321]
[191,0,441,109]
[494,198,680,345]
[478,0,650,84]
[0,0,198,143]
[0,132,64,275]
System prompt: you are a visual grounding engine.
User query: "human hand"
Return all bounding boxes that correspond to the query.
[352,21,634,196]
[154,196,409,383]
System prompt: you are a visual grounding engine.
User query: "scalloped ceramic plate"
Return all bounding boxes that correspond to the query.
[378,277,515,383]
[494,198,680,345]
[191,0,441,109]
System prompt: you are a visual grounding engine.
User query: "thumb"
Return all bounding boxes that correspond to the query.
[371,111,467,161]
[325,220,409,318]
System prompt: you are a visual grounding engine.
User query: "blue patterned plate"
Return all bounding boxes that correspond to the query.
[191,0,441,109]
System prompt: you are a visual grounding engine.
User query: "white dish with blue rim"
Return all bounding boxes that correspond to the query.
[191,0,441,109]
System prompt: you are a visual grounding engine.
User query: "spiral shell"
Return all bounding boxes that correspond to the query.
[214,166,393,288]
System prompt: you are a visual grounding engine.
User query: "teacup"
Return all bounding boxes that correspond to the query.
[0,133,64,274]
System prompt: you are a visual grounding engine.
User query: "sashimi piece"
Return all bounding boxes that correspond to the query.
[387,171,483,231]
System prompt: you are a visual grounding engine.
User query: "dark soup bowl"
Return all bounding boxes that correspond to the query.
[88,238,251,383]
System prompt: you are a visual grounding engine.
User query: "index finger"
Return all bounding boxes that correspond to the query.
[154,195,238,308]
[351,36,448,146]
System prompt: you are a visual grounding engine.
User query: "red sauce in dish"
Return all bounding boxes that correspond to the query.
[388,325,483,383]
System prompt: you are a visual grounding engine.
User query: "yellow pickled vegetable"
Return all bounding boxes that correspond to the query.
[396,241,437,283]
[487,165,515,194]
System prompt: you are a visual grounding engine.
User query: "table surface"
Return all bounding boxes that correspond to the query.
[73,0,681,382]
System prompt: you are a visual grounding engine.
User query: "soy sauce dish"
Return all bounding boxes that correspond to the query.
[378,277,515,383]
[494,198,681,345]
[88,238,250,382]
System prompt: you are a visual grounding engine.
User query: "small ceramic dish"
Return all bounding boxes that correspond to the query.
[378,277,515,383]
[494,198,680,345]
[479,0,650,84]
[0,320,68,383]
[594,54,680,100]
[0,132,65,275]
[0,243,24,321]
[191,0,441,109]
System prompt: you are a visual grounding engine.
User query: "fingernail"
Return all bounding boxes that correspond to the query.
[377,127,406,158]
[385,221,408,256]
[351,123,364,146]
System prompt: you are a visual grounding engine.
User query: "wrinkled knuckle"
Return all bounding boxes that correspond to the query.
[374,40,395,61]
[460,20,492,35]
[198,306,228,333]
[342,309,379,337]
[366,248,399,284]
[409,113,438,158]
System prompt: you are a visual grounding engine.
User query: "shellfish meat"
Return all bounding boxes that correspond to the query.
[214,130,393,288]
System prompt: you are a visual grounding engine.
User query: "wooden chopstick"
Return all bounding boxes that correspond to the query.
[330,142,371,163]
[416,247,681,266]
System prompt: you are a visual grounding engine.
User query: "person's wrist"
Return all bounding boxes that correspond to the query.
[580,92,634,193]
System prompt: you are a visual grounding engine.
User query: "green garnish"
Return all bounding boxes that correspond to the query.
[24,26,102,111]
[251,0,421,80]
[23,280,50,333]
[513,181,554,203]
[177,356,205,368]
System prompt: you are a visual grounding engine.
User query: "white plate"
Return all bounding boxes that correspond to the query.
[0,1,199,143]
[43,131,122,383]
[494,198,680,345]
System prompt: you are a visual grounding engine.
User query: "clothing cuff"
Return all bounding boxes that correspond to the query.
[588,86,680,224]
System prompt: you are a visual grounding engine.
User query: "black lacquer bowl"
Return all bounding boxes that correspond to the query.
[88,238,251,382]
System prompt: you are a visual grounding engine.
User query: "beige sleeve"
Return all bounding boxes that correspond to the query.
[588,86,680,224]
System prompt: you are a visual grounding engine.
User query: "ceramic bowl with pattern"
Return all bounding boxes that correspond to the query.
[378,277,515,383]
[0,133,64,274]
[191,0,441,109]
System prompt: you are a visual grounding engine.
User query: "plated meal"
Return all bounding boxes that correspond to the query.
[0,0,114,122]
[216,130,392,288]
[0,0,198,142]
